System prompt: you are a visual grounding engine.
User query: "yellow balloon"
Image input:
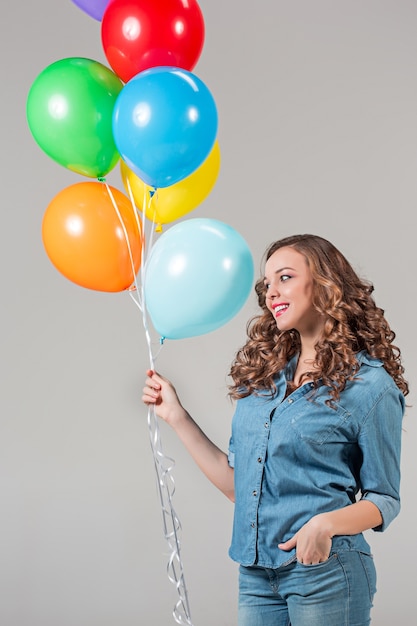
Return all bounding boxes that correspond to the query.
[120,141,221,228]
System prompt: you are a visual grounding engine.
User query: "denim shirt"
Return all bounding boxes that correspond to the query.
[228,352,405,568]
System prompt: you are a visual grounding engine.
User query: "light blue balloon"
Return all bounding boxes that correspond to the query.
[144,219,254,339]
[112,67,218,189]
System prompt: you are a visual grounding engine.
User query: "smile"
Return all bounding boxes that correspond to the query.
[273,304,289,316]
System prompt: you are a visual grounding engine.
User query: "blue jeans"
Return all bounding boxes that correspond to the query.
[238,550,377,626]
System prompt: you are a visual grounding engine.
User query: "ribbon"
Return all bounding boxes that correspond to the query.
[106,181,194,625]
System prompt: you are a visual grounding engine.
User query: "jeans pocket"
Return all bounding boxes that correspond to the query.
[296,553,338,569]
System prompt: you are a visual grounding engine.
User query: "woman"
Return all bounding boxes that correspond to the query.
[142,234,408,625]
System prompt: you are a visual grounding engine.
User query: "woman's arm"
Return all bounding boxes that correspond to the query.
[142,370,235,501]
[278,500,382,564]
[317,499,382,536]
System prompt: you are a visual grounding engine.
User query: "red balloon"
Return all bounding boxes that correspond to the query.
[101,0,205,83]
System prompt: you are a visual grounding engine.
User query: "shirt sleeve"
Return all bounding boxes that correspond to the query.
[228,435,235,468]
[358,385,405,531]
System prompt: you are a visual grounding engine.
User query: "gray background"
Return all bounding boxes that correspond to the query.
[2,1,416,624]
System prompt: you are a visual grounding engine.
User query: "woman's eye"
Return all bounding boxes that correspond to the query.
[280,274,291,282]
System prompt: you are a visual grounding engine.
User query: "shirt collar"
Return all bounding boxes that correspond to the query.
[283,350,383,378]
[355,350,383,368]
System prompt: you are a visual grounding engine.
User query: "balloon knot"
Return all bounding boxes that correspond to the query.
[97,176,106,183]
[156,224,163,233]
[149,188,156,198]
[159,336,166,345]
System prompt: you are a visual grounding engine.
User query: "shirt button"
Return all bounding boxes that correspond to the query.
[287,398,294,404]
[264,422,269,428]
[251,522,256,528]
[252,490,257,497]
[257,457,262,463]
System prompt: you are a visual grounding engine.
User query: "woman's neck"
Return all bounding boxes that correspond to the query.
[293,347,318,387]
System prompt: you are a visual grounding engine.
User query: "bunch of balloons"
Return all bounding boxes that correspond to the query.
[26,0,254,341]
[27,4,254,625]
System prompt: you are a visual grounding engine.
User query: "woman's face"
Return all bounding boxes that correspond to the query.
[264,246,324,338]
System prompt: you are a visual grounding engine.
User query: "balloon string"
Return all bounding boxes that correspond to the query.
[105,181,140,304]
[108,182,194,625]
[147,403,194,625]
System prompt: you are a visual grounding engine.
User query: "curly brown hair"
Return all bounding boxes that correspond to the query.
[228,234,409,402]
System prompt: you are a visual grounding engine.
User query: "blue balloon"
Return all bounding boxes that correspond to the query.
[144,219,254,339]
[112,67,218,189]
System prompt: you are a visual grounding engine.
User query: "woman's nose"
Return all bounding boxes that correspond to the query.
[266,283,279,300]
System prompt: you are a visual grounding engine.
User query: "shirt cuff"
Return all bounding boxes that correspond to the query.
[361,491,401,532]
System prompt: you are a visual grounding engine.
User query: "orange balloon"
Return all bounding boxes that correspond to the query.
[42,182,142,292]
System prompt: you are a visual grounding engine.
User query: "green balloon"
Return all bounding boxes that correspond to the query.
[27,57,124,178]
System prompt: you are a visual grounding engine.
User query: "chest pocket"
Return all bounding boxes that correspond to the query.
[288,394,352,445]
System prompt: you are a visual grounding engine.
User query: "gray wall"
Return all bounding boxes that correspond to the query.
[2,1,416,624]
